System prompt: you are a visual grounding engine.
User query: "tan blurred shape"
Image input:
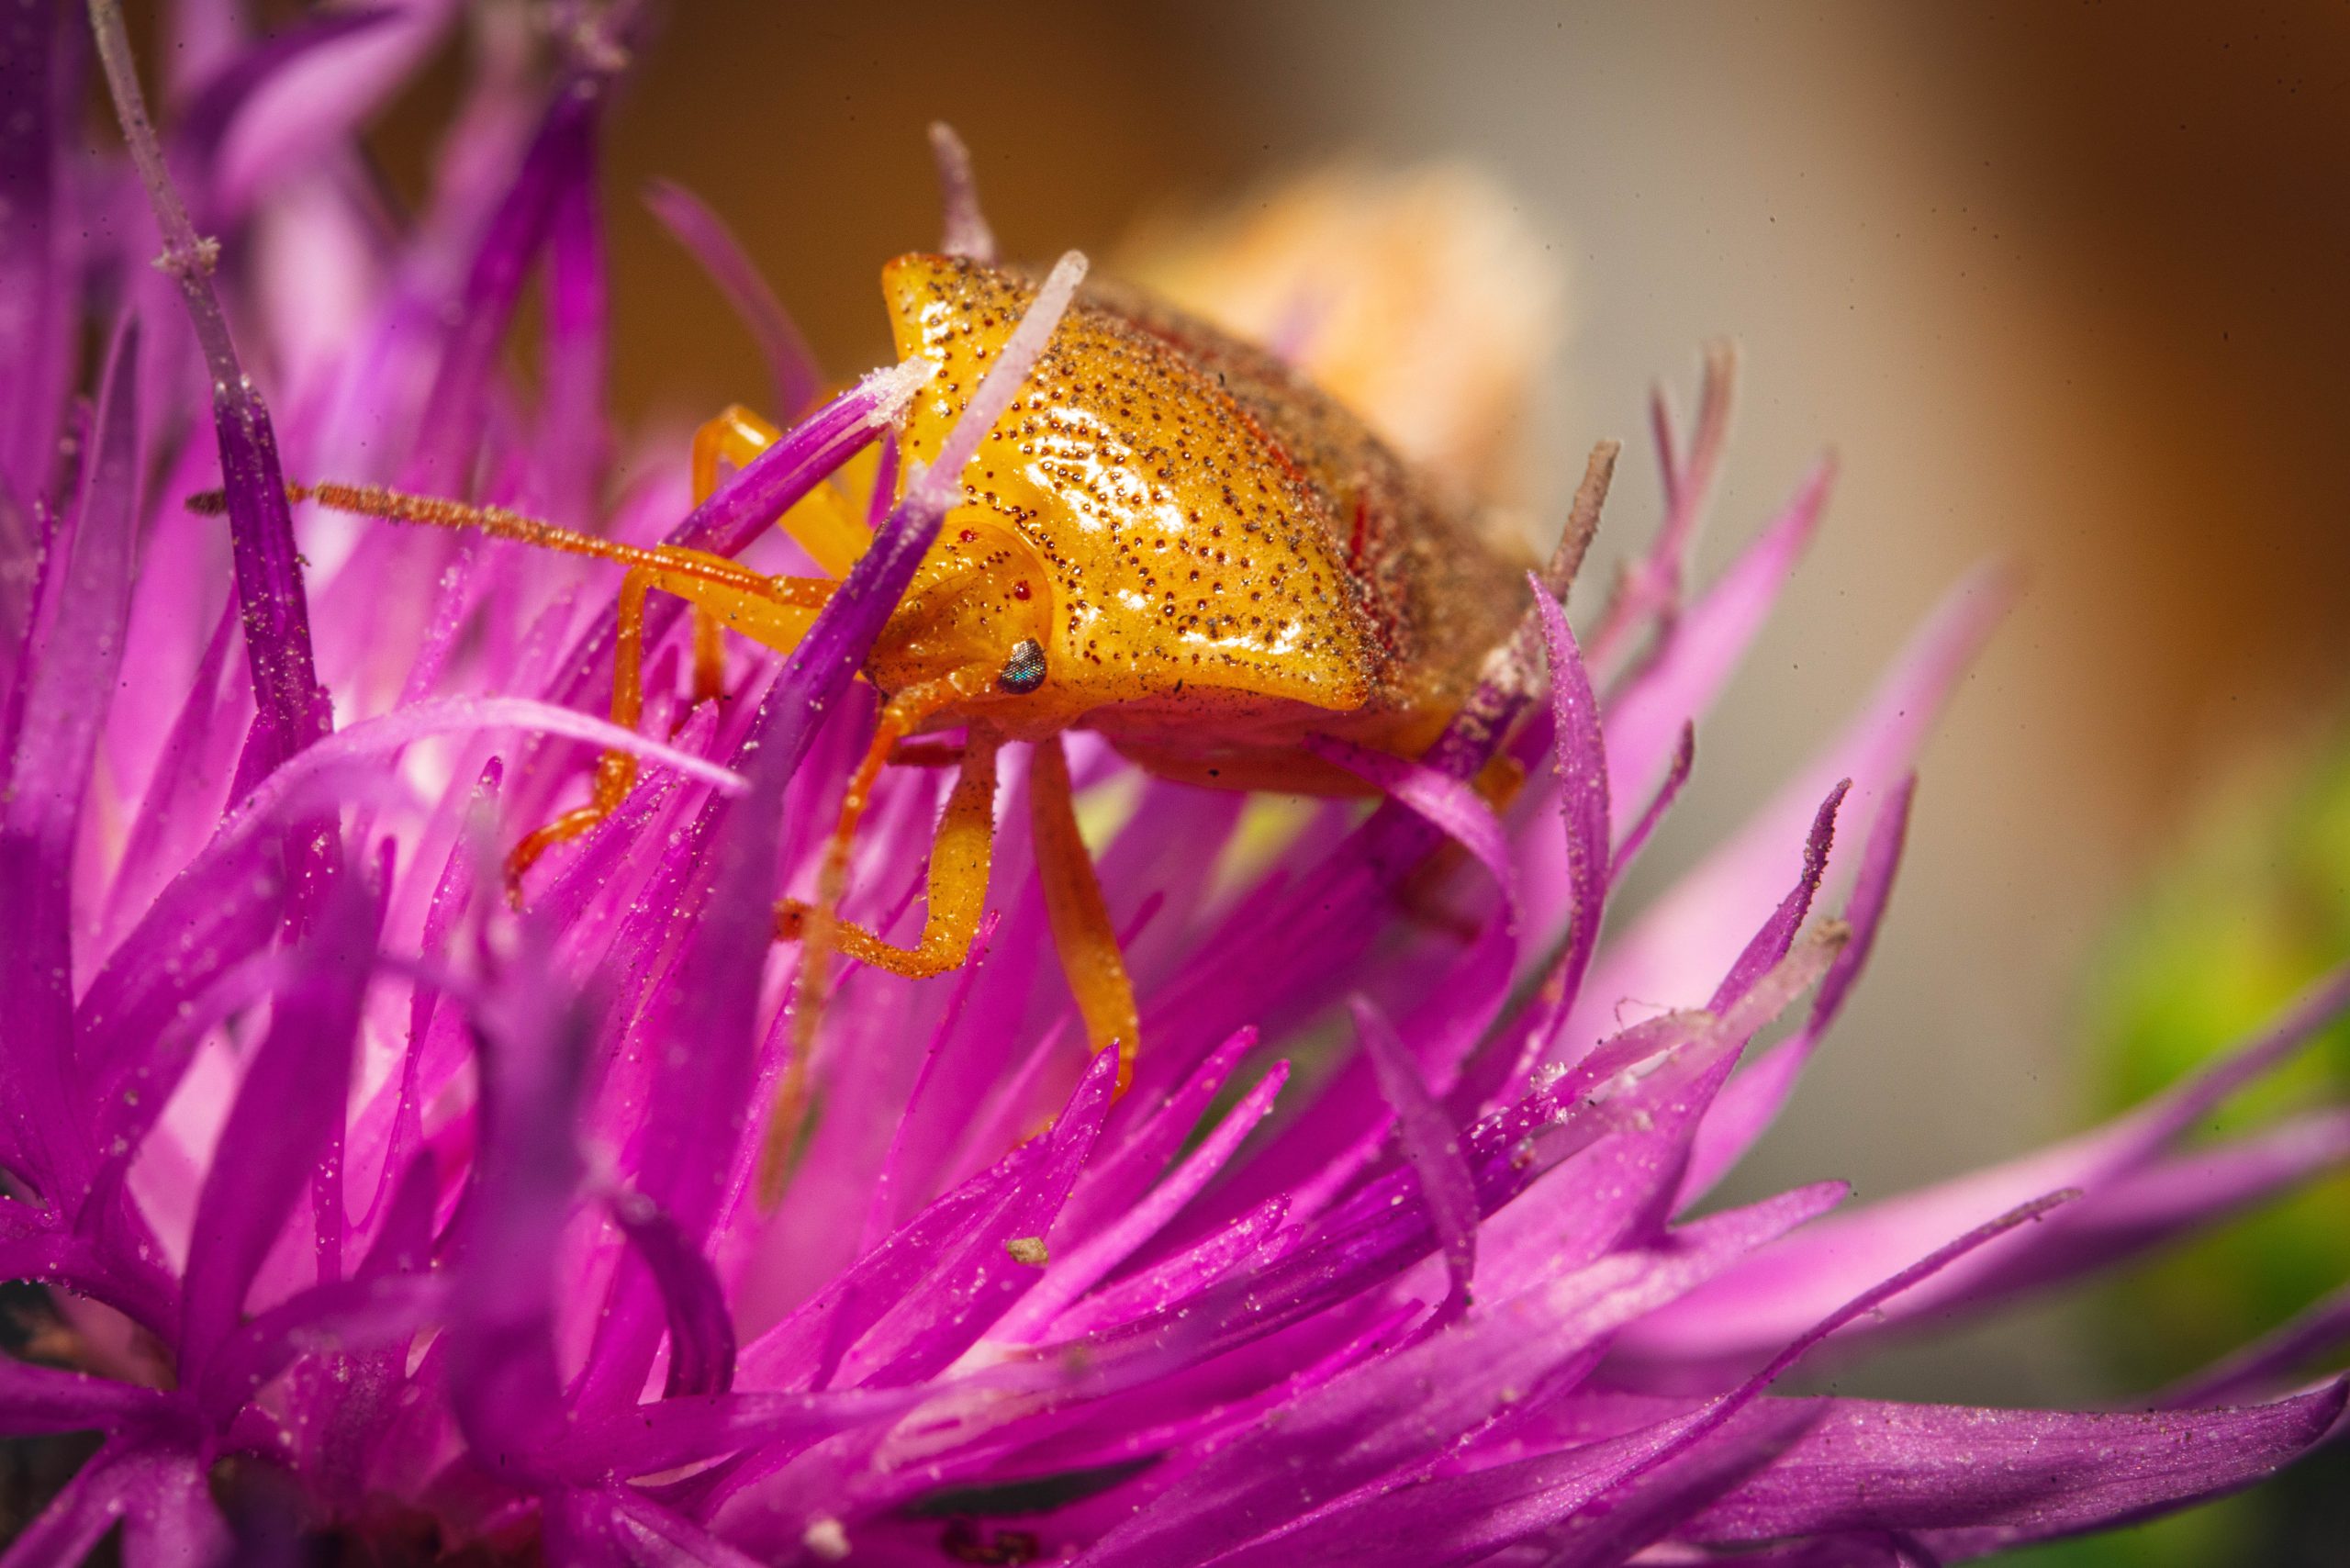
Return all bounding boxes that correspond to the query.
[1119,164,1569,529]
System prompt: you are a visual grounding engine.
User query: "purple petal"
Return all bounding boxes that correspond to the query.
[1076,1182,1845,1568]
[177,863,379,1379]
[1357,998,1476,1318]
[1597,456,1832,828]
[1256,1193,2076,1568]
[0,0,73,545]
[995,1057,1290,1344]
[444,929,595,1473]
[1622,963,2350,1370]
[1060,1025,1258,1238]
[929,121,999,263]
[1610,720,1694,886]
[540,1485,761,1568]
[1,315,140,1206]
[403,79,597,489]
[1680,775,1916,1203]
[0,1361,178,1436]
[606,1192,739,1400]
[203,3,463,220]
[1565,562,2007,1072]
[1584,349,1740,680]
[1707,780,1846,1012]
[546,1385,923,1484]
[194,1272,446,1423]
[535,147,610,522]
[1681,1383,2347,1550]
[832,1044,1118,1388]
[570,681,791,1408]
[643,179,822,415]
[666,361,930,563]
[0,1439,225,1568]
[2160,1276,2350,1410]
[210,365,333,777]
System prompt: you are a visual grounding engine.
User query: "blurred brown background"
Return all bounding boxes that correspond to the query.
[370,2,2350,1400]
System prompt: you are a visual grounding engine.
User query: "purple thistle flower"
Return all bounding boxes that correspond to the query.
[3,6,2345,1565]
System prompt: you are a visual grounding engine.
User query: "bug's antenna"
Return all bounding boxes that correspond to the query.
[188,481,813,600]
[929,122,998,264]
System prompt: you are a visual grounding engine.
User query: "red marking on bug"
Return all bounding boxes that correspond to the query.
[958,528,978,543]
[1346,493,1371,573]
[1012,580,1032,600]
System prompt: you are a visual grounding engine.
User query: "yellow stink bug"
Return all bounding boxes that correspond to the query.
[236,155,1579,1163]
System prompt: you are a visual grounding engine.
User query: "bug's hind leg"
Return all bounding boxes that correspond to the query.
[690,402,873,577]
[507,566,656,893]
[1030,733,1141,1093]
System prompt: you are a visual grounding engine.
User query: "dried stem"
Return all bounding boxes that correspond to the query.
[1424,439,1620,778]
[85,0,241,391]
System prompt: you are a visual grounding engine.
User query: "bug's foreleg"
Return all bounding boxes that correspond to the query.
[772,719,1002,979]
[509,569,831,895]
[506,566,657,894]
[762,715,1001,1205]
[1030,733,1141,1093]
[690,402,873,577]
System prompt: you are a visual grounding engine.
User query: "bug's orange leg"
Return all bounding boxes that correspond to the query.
[772,714,1002,979]
[507,566,655,894]
[690,402,873,577]
[1029,733,1140,1093]
[761,708,1002,1204]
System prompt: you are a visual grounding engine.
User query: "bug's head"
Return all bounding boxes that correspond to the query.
[864,512,1063,727]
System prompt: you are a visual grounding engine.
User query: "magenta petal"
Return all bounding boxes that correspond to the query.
[667,363,930,563]
[546,1385,923,1484]
[1077,1183,1845,1568]
[0,1361,178,1437]
[1537,582,1610,1018]
[445,932,596,1472]
[205,3,462,220]
[1569,563,2007,1073]
[0,0,73,531]
[0,1439,224,1568]
[1680,774,1916,1204]
[1610,719,1695,886]
[1707,779,1845,1012]
[832,1044,1119,1388]
[194,1272,446,1423]
[1357,999,1476,1318]
[209,368,331,776]
[1681,1383,2348,1549]
[2160,1276,2350,1410]
[176,865,379,1378]
[996,1057,1288,1344]
[1,316,140,1206]
[545,1485,767,1568]
[1599,456,1832,829]
[643,179,823,415]
[607,1193,739,1400]
[1061,1025,1258,1237]
[1625,964,2350,1370]
[404,82,598,488]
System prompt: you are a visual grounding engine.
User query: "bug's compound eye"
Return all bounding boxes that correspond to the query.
[997,638,1047,694]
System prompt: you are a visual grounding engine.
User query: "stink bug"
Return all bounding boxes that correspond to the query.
[225,195,1573,1184]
